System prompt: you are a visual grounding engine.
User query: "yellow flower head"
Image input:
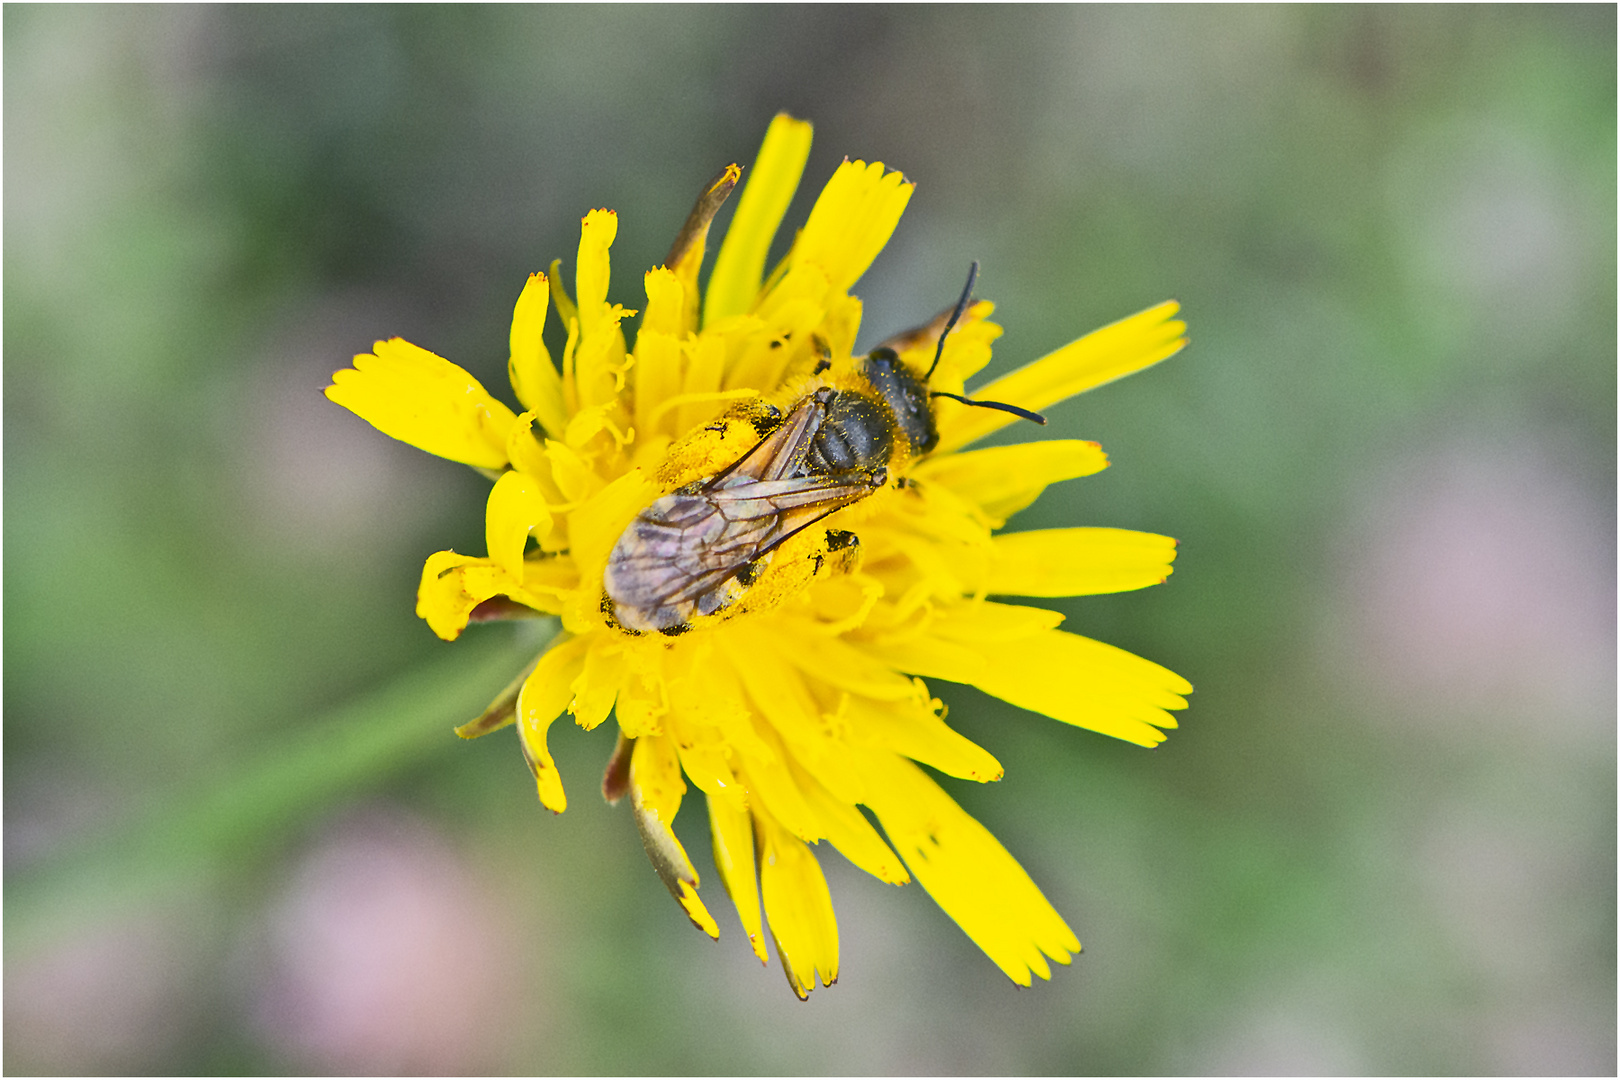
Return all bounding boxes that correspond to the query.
[326,114,1190,999]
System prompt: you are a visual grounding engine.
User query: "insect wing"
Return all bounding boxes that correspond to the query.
[604,471,878,628]
[707,387,828,486]
[605,389,885,631]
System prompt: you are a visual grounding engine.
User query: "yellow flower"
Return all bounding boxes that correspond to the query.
[326,114,1190,999]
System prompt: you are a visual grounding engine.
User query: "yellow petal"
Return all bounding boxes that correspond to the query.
[516,636,590,812]
[633,329,685,443]
[548,258,578,333]
[815,291,863,366]
[721,633,863,806]
[563,405,622,452]
[912,439,1110,523]
[877,300,1002,389]
[709,795,767,963]
[631,734,721,939]
[485,470,553,581]
[966,628,1191,746]
[856,630,989,688]
[573,311,633,415]
[569,210,634,413]
[521,552,580,598]
[414,550,568,641]
[924,599,1066,643]
[758,813,840,999]
[640,265,686,339]
[414,550,503,641]
[853,601,1061,682]
[678,330,728,435]
[575,208,618,337]
[664,643,778,767]
[630,732,687,833]
[842,692,1004,784]
[988,528,1176,597]
[542,438,605,504]
[762,623,917,702]
[733,725,824,845]
[933,301,1187,454]
[507,273,569,438]
[676,881,721,941]
[859,752,1079,987]
[786,756,910,886]
[614,655,669,741]
[326,338,517,469]
[504,411,554,479]
[790,158,914,294]
[706,113,814,326]
[570,636,626,731]
[676,736,745,812]
[718,296,821,396]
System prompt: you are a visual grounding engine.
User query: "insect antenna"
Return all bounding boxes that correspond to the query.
[924,261,979,381]
[929,390,1048,426]
[924,261,1048,427]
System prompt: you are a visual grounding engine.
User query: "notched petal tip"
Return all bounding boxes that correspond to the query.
[517,733,569,814]
[631,761,723,938]
[677,879,722,940]
[326,339,517,469]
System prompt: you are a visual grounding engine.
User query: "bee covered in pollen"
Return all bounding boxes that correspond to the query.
[602,264,1046,635]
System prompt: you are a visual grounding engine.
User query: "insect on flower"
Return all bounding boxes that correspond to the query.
[603,264,1047,635]
[323,113,1193,999]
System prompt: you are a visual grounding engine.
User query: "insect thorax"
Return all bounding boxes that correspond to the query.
[859,347,939,457]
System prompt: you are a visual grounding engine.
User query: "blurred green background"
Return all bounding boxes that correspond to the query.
[6,6,1614,1074]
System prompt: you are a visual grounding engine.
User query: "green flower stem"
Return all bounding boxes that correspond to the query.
[7,623,554,953]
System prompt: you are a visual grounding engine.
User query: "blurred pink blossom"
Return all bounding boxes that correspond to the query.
[250,806,528,1074]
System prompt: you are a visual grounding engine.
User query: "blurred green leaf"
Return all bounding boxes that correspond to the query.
[7,624,552,953]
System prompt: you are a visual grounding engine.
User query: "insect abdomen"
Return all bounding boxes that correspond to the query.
[803,391,893,475]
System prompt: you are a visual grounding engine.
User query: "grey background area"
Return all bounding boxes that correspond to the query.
[5,6,1615,1074]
